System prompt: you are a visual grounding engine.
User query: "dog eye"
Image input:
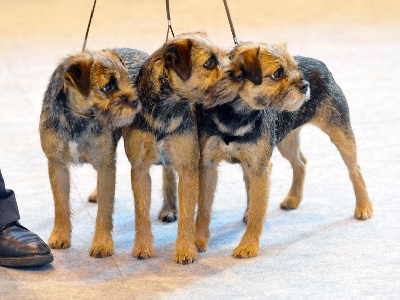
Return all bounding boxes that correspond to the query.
[101,77,117,93]
[203,56,217,70]
[271,67,284,80]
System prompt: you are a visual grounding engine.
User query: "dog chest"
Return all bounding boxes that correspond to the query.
[202,136,243,164]
[154,140,171,166]
[66,133,115,165]
[68,141,80,164]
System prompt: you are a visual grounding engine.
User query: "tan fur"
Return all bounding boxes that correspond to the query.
[277,110,373,219]
[234,47,373,221]
[231,42,310,110]
[196,135,273,258]
[123,33,231,264]
[40,49,141,257]
[194,43,309,258]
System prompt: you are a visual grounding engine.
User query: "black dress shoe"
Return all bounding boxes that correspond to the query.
[0,221,53,267]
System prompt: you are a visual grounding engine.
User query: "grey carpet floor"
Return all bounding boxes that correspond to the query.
[0,0,399,299]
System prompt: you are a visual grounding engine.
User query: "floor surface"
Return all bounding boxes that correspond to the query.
[0,0,399,299]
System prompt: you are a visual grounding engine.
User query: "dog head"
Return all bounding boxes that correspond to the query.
[156,32,236,107]
[63,50,140,128]
[227,42,310,111]
[198,42,310,111]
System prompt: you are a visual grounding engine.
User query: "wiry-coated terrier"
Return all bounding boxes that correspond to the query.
[237,48,373,222]
[40,48,147,257]
[122,32,231,264]
[194,42,311,258]
[193,42,373,258]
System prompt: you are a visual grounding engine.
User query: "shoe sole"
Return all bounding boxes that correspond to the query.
[0,253,53,268]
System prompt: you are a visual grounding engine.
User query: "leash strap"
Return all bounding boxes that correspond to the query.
[223,0,238,45]
[82,0,97,52]
[165,0,175,41]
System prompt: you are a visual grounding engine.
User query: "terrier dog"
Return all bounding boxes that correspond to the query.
[266,55,373,219]
[39,48,147,257]
[233,49,373,223]
[192,42,373,259]
[122,32,232,264]
[194,42,311,258]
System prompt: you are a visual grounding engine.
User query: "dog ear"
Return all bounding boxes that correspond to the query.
[64,59,94,96]
[233,47,262,85]
[162,39,193,81]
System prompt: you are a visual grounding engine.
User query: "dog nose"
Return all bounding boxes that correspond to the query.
[121,94,139,109]
[231,70,243,82]
[130,100,139,109]
[297,80,310,95]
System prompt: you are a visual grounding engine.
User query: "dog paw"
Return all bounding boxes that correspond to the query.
[87,194,97,203]
[173,244,198,264]
[158,209,177,223]
[89,242,114,258]
[195,236,208,252]
[354,202,373,220]
[132,244,156,259]
[242,211,249,224]
[232,243,259,259]
[88,187,97,203]
[280,196,301,210]
[48,232,71,249]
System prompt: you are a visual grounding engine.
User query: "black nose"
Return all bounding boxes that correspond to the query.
[121,94,139,109]
[130,100,139,109]
[231,70,244,82]
[298,80,309,94]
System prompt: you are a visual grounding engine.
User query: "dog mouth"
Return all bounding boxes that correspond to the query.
[107,98,141,128]
[203,80,241,108]
[278,89,310,112]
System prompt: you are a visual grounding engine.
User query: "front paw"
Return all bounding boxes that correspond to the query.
[132,243,156,259]
[242,210,249,224]
[232,243,259,259]
[89,240,114,258]
[49,231,71,249]
[173,243,198,264]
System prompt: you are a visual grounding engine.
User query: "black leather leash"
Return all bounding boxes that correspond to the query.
[223,0,239,45]
[165,0,175,41]
[82,0,97,52]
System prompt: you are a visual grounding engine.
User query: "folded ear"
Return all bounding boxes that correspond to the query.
[232,47,262,85]
[162,39,193,81]
[64,59,94,96]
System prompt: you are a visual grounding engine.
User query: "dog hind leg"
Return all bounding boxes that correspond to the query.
[317,123,373,219]
[278,127,307,210]
[159,167,178,222]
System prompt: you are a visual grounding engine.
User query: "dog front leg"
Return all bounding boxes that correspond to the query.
[195,160,219,252]
[174,165,198,264]
[48,160,72,249]
[89,163,115,257]
[233,163,271,258]
[131,165,156,259]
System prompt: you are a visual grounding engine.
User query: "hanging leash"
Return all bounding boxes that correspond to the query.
[82,0,97,52]
[165,0,175,41]
[222,0,238,45]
